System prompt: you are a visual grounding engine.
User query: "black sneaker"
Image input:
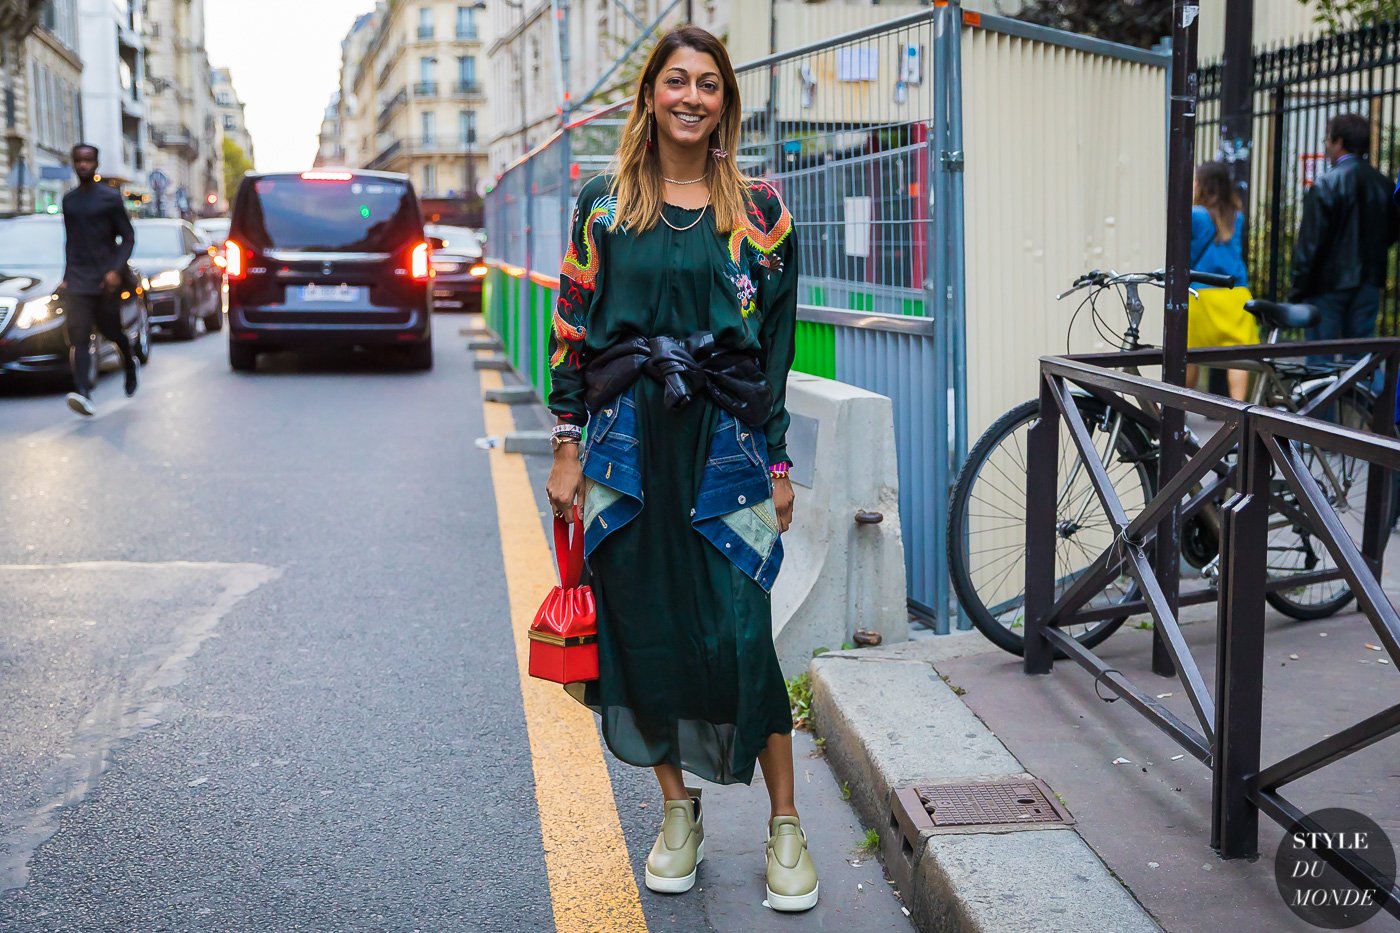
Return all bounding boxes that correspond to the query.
[66,392,95,416]
[124,362,139,397]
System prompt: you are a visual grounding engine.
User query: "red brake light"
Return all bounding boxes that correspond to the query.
[410,242,430,280]
[300,171,353,181]
[225,240,246,280]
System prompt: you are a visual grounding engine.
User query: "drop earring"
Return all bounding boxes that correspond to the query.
[646,111,654,151]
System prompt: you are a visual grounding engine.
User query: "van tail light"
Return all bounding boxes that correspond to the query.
[469,263,488,278]
[225,240,246,280]
[410,241,430,281]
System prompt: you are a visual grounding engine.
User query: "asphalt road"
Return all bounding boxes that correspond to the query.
[0,324,913,932]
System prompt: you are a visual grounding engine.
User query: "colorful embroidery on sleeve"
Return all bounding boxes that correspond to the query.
[559,195,617,289]
[550,193,616,369]
[726,183,792,317]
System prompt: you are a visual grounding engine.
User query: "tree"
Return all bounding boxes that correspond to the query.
[1302,0,1400,31]
[222,137,252,205]
[998,0,1172,49]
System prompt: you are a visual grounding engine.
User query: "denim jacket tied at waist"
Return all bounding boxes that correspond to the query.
[579,385,784,592]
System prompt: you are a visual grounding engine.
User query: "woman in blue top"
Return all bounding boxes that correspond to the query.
[1187,160,1256,401]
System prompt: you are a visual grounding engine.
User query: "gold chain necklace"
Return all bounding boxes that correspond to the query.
[664,175,705,185]
[660,194,711,232]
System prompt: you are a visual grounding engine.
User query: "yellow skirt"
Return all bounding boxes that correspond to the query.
[1187,286,1258,348]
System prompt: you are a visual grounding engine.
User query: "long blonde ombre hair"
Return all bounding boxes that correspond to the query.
[610,26,750,235]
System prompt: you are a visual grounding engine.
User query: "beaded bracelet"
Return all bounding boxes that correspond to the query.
[769,461,793,480]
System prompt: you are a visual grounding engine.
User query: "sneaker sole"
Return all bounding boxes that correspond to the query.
[644,838,704,894]
[765,882,819,912]
[66,394,94,416]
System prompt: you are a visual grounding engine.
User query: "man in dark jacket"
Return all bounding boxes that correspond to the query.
[59,143,139,416]
[1288,113,1398,349]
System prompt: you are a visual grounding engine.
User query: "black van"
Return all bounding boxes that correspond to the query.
[225,170,433,371]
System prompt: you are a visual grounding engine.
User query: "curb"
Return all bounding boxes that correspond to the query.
[809,639,1161,933]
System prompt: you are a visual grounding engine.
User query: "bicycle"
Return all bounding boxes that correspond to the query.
[947,269,1376,657]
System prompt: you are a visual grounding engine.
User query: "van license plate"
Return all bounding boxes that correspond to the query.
[302,284,362,302]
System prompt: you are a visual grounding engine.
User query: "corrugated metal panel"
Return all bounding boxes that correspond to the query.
[835,326,940,612]
[961,28,1167,443]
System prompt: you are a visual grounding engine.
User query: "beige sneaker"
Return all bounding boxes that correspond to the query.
[765,815,819,911]
[644,790,704,894]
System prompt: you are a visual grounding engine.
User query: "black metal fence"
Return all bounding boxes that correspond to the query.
[1197,21,1400,333]
[1024,339,1400,918]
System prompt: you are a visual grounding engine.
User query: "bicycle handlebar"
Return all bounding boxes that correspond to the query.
[1057,268,1235,300]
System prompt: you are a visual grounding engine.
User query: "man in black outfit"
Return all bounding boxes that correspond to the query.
[1288,113,1398,348]
[59,143,139,416]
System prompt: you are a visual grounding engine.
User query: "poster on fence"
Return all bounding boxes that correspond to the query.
[844,197,872,258]
[1300,153,1326,188]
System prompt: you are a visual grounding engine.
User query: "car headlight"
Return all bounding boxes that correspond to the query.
[148,269,182,290]
[16,295,60,329]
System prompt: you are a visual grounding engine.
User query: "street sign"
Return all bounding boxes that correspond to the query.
[149,169,170,191]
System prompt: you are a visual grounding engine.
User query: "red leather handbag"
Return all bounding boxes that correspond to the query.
[528,508,599,684]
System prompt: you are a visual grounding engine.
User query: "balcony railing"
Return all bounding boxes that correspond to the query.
[377,88,407,128]
[413,81,439,97]
[456,26,478,40]
[370,139,404,170]
[452,81,483,97]
[376,42,404,88]
[151,123,197,155]
[412,137,483,154]
[417,26,434,39]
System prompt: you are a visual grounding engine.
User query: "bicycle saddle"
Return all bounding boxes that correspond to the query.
[1244,299,1320,330]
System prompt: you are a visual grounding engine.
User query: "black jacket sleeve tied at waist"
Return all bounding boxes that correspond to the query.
[584,333,773,427]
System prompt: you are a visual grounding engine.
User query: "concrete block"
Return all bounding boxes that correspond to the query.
[809,654,1021,834]
[484,385,538,405]
[467,337,503,351]
[910,830,1161,933]
[504,431,551,455]
[771,373,908,675]
[473,355,514,371]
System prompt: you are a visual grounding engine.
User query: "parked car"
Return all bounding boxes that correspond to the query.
[132,218,223,340]
[426,224,486,312]
[195,217,231,272]
[0,215,150,387]
[224,170,433,371]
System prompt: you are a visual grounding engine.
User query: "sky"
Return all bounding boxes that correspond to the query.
[204,0,375,173]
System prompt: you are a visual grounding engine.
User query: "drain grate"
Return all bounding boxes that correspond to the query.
[884,779,1074,895]
[915,779,1069,826]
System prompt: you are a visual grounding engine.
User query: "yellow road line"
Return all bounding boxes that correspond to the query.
[479,367,649,933]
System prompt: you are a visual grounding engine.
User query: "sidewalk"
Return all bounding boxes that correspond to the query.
[815,599,1399,932]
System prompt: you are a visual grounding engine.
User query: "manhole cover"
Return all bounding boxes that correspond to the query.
[914,779,1070,827]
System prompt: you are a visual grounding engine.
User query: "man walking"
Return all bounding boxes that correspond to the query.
[1288,113,1398,347]
[60,143,139,416]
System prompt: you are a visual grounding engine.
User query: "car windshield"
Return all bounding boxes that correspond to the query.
[241,176,419,252]
[0,220,66,268]
[132,225,186,258]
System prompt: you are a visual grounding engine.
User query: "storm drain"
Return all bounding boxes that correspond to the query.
[884,779,1074,894]
[916,779,1071,827]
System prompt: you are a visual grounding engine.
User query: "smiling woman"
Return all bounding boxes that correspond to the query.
[541,25,818,913]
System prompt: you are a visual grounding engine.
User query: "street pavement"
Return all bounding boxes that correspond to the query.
[0,324,914,932]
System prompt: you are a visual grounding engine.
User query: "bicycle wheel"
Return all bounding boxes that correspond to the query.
[1265,387,1373,620]
[948,396,1157,657]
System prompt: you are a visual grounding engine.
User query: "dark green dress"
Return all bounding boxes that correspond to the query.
[547,175,798,785]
